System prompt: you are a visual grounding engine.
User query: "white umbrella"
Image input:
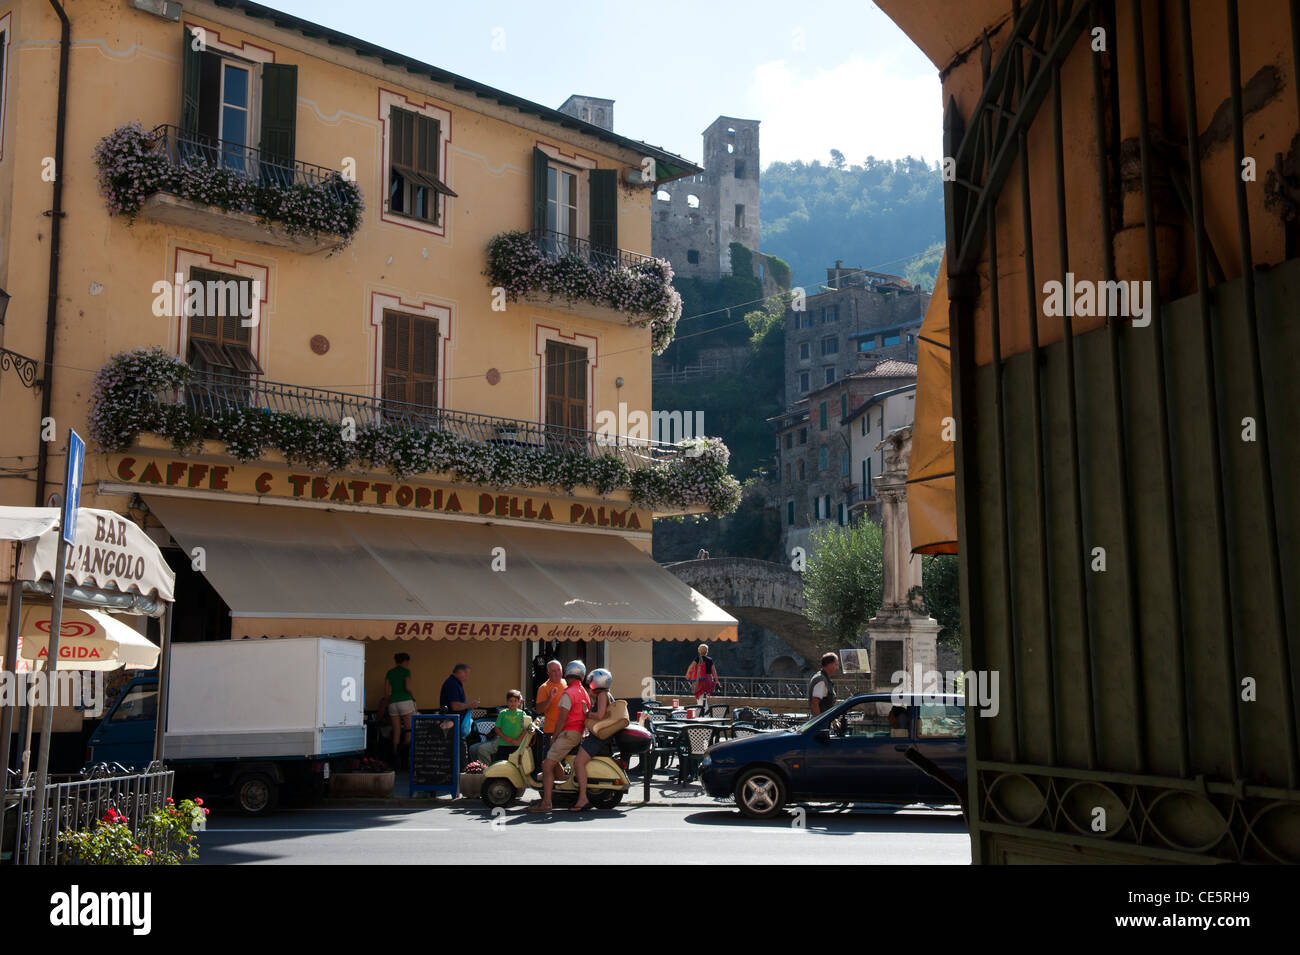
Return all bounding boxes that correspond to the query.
[15,606,159,671]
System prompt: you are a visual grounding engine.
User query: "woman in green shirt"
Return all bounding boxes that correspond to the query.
[495,690,528,762]
[386,653,416,761]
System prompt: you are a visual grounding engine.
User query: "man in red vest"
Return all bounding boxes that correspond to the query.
[528,660,589,813]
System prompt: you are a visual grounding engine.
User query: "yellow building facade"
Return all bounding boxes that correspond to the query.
[0,0,737,709]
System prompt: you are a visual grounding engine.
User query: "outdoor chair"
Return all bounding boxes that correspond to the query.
[731,723,760,738]
[677,724,719,783]
[708,704,730,718]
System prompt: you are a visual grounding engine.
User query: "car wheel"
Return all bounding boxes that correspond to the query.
[481,778,517,808]
[735,767,787,820]
[233,772,278,816]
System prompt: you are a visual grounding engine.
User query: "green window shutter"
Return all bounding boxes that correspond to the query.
[532,147,549,234]
[181,28,202,136]
[588,168,618,251]
[259,63,297,166]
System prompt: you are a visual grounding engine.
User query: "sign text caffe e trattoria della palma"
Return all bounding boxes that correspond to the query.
[97,437,736,698]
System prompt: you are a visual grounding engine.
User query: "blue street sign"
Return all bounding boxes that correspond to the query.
[62,429,84,546]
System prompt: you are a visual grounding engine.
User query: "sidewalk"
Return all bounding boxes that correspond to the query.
[325,770,731,810]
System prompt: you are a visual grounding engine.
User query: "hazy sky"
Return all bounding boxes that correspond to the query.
[263,0,943,168]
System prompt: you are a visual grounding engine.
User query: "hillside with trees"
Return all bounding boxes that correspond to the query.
[760,154,944,291]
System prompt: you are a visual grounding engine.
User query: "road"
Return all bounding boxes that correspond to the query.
[197,803,971,864]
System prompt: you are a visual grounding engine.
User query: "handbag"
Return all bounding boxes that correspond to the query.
[591,698,630,739]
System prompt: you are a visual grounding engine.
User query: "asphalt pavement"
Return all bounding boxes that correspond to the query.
[197,802,971,864]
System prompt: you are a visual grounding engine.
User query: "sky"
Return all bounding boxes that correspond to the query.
[261,0,943,168]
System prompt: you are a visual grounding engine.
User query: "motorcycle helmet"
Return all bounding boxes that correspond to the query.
[564,659,587,679]
[588,668,613,690]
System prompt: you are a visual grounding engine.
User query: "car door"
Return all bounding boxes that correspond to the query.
[909,702,967,802]
[796,700,918,802]
[89,681,158,769]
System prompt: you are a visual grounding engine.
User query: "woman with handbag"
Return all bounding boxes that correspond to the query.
[571,668,625,812]
[686,644,718,711]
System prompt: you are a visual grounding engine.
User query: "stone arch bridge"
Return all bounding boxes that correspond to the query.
[664,557,830,666]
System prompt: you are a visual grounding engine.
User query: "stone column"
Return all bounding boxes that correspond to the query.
[865,426,940,690]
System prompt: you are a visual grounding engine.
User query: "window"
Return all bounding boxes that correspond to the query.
[823,494,831,518]
[799,372,810,393]
[838,502,846,525]
[687,249,700,264]
[824,366,835,385]
[784,433,793,450]
[382,311,439,409]
[818,447,828,471]
[883,333,901,346]
[181,29,299,176]
[798,428,807,445]
[787,500,795,526]
[797,460,805,480]
[862,459,868,495]
[735,204,745,228]
[185,267,262,380]
[841,451,850,477]
[867,458,873,496]
[687,194,700,208]
[785,464,791,482]
[734,159,746,179]
[827,305,839,322]
[389,106,454,224]
[861,414,867,436]
[821,336,838,355]
[547,164,579,240]
[545,341,588,432]
[111,685,158,722]
[917,704,966,739]
[799,342,810,360]
[819,402,827,430]
[840,393,848,419]
[831,700,896,738]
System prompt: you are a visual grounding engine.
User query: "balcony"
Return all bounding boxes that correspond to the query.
[90,348,741,515]
[485,230,682,353]
[94,123,364,254]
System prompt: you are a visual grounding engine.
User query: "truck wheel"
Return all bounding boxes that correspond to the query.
[234,772,279,815]
[482,778,517,808]
[735,768,787,820]
[589,789,623,810]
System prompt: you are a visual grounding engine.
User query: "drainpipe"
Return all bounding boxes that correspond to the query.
[34,0,70,506]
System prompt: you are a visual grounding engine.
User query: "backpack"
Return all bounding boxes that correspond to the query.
[591,698,631,739]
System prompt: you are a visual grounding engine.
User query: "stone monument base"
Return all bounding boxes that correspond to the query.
[866,612,941,693]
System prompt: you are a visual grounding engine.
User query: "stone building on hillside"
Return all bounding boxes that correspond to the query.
[784,262,929,408]
[652,116,762,281]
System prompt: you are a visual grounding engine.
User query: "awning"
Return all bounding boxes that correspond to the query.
[15,606,160,671]
[906,257,958,555]
[145,496,737,642]
[0,505,176,604]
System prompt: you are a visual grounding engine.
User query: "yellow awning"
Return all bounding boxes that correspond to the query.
[907,256,958,554]
[144,496,737,642]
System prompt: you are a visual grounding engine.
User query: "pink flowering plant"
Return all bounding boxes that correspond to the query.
[90,348,740,514]
[58,796,205,865]
[95,122,364,248]
[486,231,682,353]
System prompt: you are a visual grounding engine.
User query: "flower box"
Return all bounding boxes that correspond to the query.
[329,771,395,797]
[458,773,484,798]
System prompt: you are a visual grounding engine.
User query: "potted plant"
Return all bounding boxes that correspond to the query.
[329,757,395,797]
[459,760,486,798]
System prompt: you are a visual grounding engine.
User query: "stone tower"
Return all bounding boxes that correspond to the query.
[651,115,761,281]
[557,95,614,131]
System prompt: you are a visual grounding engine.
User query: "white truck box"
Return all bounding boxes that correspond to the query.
[165,637,365,760]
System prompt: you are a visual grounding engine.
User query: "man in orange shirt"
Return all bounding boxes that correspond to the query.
[532,659,565,778]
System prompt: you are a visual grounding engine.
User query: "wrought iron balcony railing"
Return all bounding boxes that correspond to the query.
[148,124,353,205]
[530,228,658,271]
[131,371,683,471]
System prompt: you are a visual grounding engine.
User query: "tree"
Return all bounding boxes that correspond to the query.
[921,553,962,653]
[829,148,846,170]
[801,518,883,647]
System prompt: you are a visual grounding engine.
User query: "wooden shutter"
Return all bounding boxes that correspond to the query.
[382,311,438,409]
[588,169,618,251]
[416,114,439,180]
[533,147,549,234]
[181,29,202,136]
[544,341,587,430]
[259,63,297,167]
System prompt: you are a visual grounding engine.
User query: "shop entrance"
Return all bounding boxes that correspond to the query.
[526,639,609,698]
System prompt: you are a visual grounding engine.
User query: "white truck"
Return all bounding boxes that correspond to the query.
[88,637,366,814]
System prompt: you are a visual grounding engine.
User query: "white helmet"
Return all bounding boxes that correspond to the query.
[588,668,613,690]
[564,660,587,679]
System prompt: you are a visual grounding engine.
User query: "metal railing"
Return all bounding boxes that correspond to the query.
[148,124,353,204]
[530,228,658,271]
[5,764,174,865]
[132,370,683,471]
[651,675,879,701]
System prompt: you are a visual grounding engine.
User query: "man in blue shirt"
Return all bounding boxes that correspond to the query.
[440,664,478,734]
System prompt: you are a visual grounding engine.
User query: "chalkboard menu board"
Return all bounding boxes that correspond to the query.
[409,715,460,796]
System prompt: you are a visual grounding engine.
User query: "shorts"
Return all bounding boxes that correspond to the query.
[581,735,613,758]
[546,730,583,762]
[388,699,417,717]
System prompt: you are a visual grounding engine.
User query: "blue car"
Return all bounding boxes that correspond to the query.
[700,693,966,819]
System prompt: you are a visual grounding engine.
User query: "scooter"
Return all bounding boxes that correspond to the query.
[481,722,629,810]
